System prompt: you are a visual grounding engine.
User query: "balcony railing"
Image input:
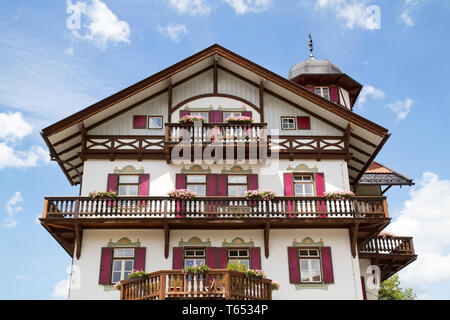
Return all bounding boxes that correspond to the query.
[120,269,272,300]
[42,196,388,219]
[360,236,415,255]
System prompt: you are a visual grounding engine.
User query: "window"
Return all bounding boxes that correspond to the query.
[315,87,330,100]
[184,248,206,267]
[118,175,140,196]
[294,175,315,196]
[223,112,242,120]
[228,175,248,196]
[186,175,207,196]
[228,249,250,268]
[111,248,135,283]
[299,248,322,283]
[281,117,296,130]
[190,111,209,122]
[133,115,147,129]
[148,116,163,129]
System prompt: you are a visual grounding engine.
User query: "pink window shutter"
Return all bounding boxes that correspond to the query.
[321,247,334,284]
[242,111,252,118]
[99,247,113,284]
[135,248,146,272]
[284,173,293,213]
[248,174,258,191]
[297,116,311,130]
[315,173,326,213]
[306,85,314,92]
[250,247,261,270]
[206,247,217,269]
[330,86,339,103]
[139,174,149,196]
[287,247,300,284]
[209,110,223,123]
[133,115,147,129]
[107,174,118,192]
[172,247,183,269]
[217,248,228,269]
[180,110,190,118]
[216,174,227,196]
[175,174,186,189]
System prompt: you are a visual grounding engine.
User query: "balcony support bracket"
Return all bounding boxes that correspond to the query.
[164,223,170,259]
[75,224,83,260]
[350,222,360,258]
[264,222,270,258]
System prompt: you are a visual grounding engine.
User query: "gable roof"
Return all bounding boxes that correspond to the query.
[41,44,390,186]
[360,161,414,186]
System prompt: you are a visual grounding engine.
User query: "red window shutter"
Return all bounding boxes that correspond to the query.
[250,247,261,270]
[321,246,334,284]
[175,174,186,189]
[248,174,258,191]
[283,173,293,196]
[314,173,325,196]
[139,174,149,196]
[330,86,339,103]
[180,110,190,118]
[306,85,314,92]
[135,248,146,271]
[133,115,147,129]
[209,110,223,123]
[297,116,311,130]
[242,111,252,118]
[107,174,118,193]
[207,174,216,196]
[361,276,367,300]
[217,248,227,269]
[172,247,183,269]
[287,247,300,284]
[99,247,113,284]
[206,247,217,269]
[216,174,227,196]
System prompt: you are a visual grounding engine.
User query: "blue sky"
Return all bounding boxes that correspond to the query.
[1,0,449,299]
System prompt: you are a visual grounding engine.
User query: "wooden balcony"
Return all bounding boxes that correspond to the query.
[359,236,417,281]
[120,269,272,300]
[81,123,350,162]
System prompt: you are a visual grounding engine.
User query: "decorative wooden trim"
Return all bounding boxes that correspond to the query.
[75,224,83,260]
[213,56,218,94]
[287,164,318,173]
[221,165,252,175]
[259,79,265,123]
[168,81,173,122]
[181,164,211,174]
[179,236,211,247]
[292,237,324,247]
[264,223,270,259]
[222,237,254,247]
[217,106,247,111]
[164,223,170,259]
[185,105,214,111]
[107,237,141,248]
[113,165,145,174]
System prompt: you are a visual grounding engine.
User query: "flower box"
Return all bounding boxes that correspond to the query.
[323,191,355,200]
[168,189,197,200]
[88,191,118,199]
[244,190,275,201]
[179,115,206,124]
[184,264,211,278]
[225,116,253,124]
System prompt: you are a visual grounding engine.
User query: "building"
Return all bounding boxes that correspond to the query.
[40,44,417,300]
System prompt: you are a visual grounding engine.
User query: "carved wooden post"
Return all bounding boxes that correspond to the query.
[159,274,166,300]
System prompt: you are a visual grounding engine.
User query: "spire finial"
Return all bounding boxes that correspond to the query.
[308,34,314,59]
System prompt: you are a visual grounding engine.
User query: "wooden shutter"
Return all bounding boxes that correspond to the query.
[135,248,146,271]
[330,86,339,103]
[206,247,217,269]
[209,110,223,123]
[139,174,149,196]
[314,173,325,196]
[287,247,300,284]
[99,247,113,284]
[321,246,334,284]
[107,174,118,193]
[175,174,186,189]
[216,174,227,196]
[172,247,183,269]
[133,115,147,129]
[207,174,216,196]
[242,111,252,118]
[297,116,311,130]
[283,173,293,196]
[250,247,261,270]
[248,174,258,191]
[217,248,228,269]
[180,110,190,118]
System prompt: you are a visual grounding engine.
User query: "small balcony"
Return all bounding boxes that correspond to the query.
[120,269,273,300]
[359,236,417,281]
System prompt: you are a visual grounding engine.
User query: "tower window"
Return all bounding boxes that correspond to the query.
[315,87,330,100]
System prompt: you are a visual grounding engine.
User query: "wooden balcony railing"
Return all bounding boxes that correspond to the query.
[42,196,388,219]
[360,236,415,256]
[120,269,272,300]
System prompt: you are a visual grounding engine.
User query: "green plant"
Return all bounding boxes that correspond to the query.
[226,261,249,273]
[271,281,280,291]
[89,191,118,199]
[378,275,416,300]
[184,264,211,278]
[128,270,147,279]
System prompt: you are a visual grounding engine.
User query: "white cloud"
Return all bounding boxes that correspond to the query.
[51,278,70,299]
[15,274,32,282]
[315,0,380,30]
[399,0,422,27]
[66,0,131,49]
[223,0,272,15]
[387,172,450,291]
[386,98,414,121]
[0,143,50,171]
[357,85,385,108]
[400,11,415,27]
[158,23,188,42]
[0,112,33,141]
[166,0,212,15]
[3,192,24,228]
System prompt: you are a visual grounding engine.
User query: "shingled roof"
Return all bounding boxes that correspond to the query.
[359,161,414,186]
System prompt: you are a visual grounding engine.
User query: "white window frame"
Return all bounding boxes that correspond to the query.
[184,248,206,267]
[314,87,330,100]
[228,249,250,268]
[293,175,315,197]
[223,111,242,120]
[148,116,163,129]
[111,248,135,283]
[299,248,322,284]
[186,175,207,196]
[227,175,248,197]
[117,175,140,196]
[281,117,296,130]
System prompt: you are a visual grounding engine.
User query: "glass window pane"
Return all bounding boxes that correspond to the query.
[304,184,314,195]
[124,272,131,280]
[185,259,195,267]
[229,250,238,257]
[228,186,238,196]
[300,259,309,270]
[295,185,305,196]
[148,117,162,129]
[119,175,139,183]
[312,272,321,282]
[123,249,135,257]
[299,249,309,256]
[301,271,310,282]
[315,88,321,95]
[113,260,122,271]
[185,250,195,257]
[322,88,330,100]
[194,259,205,266]
[124,260,134,271]
[114,249,124,258]
[112,272,121,283]
[239,250,249,257]
[309,249,319,257]
[196,185,206,196]
[187,175,206,183]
